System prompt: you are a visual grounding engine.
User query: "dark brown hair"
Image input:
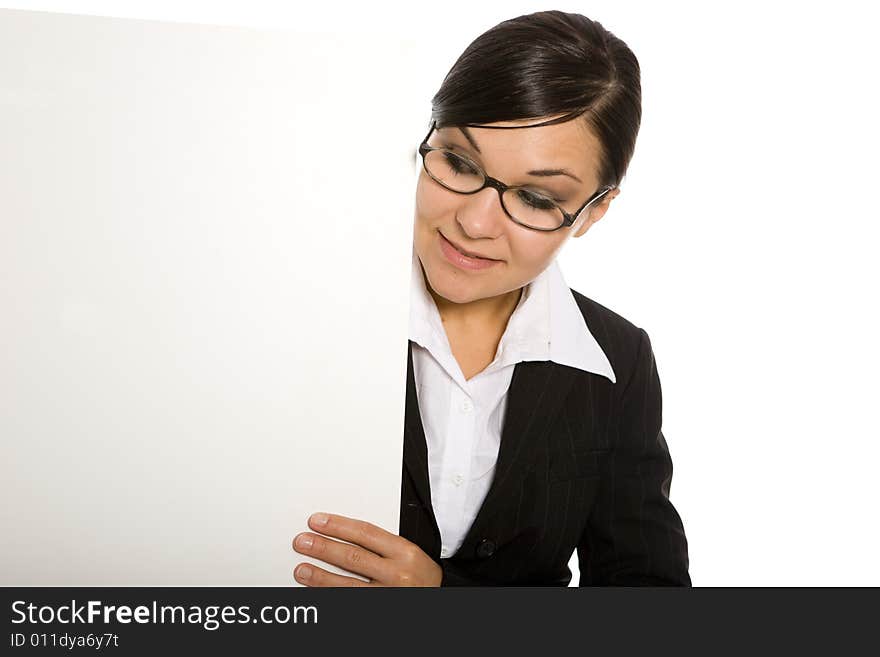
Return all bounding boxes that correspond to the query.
[431,10,641,189]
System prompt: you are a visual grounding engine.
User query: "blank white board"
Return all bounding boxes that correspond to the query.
[0,9,421,585]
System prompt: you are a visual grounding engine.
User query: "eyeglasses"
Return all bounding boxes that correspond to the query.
[418,120,615,232]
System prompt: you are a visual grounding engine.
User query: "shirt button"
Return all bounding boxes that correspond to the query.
[453,474,464,486]
[440,547,450,558]
[460,399,473,413]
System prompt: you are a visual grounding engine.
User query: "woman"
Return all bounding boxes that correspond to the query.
[292,10,690,586]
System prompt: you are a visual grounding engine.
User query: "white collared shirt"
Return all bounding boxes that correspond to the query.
[408,247,616,558]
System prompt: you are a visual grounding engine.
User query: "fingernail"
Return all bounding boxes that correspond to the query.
[296,534,313,549]
[296,565,312,581]
[310,513,329,526]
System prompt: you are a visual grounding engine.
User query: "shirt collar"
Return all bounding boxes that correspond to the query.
[408,247,616,384]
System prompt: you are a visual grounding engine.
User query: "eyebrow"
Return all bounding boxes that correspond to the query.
[457,126,583,184]
[458,126,483,154]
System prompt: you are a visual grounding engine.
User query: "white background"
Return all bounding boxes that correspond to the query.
[3,0,878,586]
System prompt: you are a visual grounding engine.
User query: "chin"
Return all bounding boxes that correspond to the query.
[425,268,473,303]
[422,259,488,305]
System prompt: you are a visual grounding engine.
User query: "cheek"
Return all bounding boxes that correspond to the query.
[415,174,457,224]
[509,232,568,275]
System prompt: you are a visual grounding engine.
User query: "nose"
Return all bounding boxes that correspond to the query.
[455,187,508,241]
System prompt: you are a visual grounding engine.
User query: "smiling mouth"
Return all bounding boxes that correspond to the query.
[440,232,499,261]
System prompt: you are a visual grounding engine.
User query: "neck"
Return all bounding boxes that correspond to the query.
[423,271,523,333]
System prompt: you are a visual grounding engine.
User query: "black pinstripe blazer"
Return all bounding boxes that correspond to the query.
[398,287,691,586]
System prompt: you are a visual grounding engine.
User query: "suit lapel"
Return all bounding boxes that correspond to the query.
[458,359,579,550]
[402,341,438,529]
[402,340,580,556]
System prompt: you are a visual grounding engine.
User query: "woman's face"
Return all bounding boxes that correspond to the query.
[413,115,619,306]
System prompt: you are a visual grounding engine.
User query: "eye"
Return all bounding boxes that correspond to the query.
[515,188,558,210]
[442,151,480,176]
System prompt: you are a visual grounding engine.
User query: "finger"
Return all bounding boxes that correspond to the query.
[293,532,396,583]
[293,561,375,588]
[308,513,410,560]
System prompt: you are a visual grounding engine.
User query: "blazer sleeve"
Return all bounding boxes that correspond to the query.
[576,328,691,586]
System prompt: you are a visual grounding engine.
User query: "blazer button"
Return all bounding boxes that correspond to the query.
[476,539,496,559]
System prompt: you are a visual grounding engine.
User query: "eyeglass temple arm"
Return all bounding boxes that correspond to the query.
[420,120,437,145]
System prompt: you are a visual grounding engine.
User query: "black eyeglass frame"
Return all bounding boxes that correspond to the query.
[418,120,616,232]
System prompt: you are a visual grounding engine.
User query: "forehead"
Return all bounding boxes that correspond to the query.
[438,118,602,186]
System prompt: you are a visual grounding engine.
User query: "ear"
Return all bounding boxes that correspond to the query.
[572,187,620,238]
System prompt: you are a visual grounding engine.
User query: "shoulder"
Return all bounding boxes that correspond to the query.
[568,287,650,389]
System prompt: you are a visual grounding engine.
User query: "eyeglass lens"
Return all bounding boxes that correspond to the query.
[423,149,567,230]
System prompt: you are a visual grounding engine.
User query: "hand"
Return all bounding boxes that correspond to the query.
[292,512,442,587]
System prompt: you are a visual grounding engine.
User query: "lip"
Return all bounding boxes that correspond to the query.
[438,231,502,271]
[440,232,499,261]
